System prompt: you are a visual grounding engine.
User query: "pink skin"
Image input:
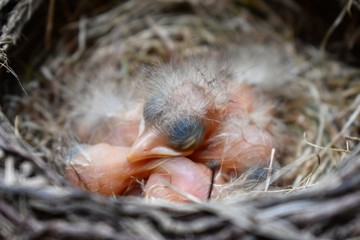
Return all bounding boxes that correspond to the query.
[127,83,276,177]
[65,144,152,195]
[66,83,275,202]
[65,144,223,202]
[191,119,275,176]
[145,157,225,202]
[75,117,140,146]
[89,119,140,146]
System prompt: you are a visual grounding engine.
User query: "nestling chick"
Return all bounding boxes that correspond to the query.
[65,49,290,202]
[65,144,224,200]
[128,54,277,179]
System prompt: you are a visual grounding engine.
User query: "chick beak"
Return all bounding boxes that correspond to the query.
[127,128,193,162]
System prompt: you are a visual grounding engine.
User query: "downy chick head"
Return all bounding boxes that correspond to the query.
[128,55,234,162]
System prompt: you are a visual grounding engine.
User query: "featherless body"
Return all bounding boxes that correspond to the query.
[65,49,290,202]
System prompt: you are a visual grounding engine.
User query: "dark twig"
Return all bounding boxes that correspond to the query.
[207,159,220,201]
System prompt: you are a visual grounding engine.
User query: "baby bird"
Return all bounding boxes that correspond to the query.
[65,144,224,200]
[65,49,289,202]
[128,55,277,179]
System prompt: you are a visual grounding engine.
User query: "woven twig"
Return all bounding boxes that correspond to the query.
[0,110,359,239]
[0,1,359,239]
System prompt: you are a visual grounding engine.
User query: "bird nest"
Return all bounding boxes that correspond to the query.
[1,0,360,239]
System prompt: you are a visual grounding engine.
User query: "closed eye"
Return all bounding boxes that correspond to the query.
[167,116,205,151]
